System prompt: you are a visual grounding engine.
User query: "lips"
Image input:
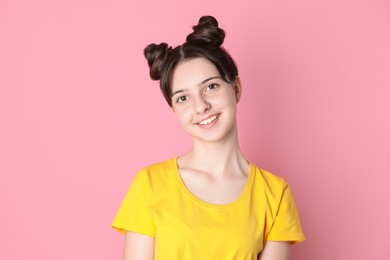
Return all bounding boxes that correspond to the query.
[198,114,219,125]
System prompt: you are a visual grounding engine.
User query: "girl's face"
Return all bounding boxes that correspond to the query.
[170,57,241,143]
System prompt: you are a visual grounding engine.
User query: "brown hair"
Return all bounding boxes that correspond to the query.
[144,16,239,107]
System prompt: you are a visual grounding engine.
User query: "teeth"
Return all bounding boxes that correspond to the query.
[199,115,217,125]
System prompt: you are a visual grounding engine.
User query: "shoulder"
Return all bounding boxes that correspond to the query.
[251,164,287,186]
[132,157,177,190]
[250,163,289,198]
[142,157,176,173]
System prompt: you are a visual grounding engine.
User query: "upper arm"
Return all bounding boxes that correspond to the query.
[258,241,290,260]
[122,231,155,260]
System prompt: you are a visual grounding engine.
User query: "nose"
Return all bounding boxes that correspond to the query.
[194,95,210,114]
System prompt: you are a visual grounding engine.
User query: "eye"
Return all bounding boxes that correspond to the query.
[205,83,219,91]
[176,95,188,103]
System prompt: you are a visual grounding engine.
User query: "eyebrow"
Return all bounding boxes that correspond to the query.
[171,76,222,97]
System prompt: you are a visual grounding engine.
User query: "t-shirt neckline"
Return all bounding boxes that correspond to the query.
[172,157,254,209]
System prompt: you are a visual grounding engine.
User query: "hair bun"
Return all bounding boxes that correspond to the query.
[144,43,170,80]
[186,16,225,47]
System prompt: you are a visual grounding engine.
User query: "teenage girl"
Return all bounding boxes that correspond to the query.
[113,16,305,260]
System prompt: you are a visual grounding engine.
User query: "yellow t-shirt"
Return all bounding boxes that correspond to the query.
[112,158,305,259]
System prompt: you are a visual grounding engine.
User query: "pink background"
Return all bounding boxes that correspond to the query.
[1,0,389,259]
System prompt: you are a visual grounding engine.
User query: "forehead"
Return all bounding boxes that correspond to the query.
[171,58,219,91]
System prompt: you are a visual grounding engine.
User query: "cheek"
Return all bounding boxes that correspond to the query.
[214,92,237,109]
[174,108,192,126]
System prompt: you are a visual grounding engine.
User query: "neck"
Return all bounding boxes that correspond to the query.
[180,126,248,177]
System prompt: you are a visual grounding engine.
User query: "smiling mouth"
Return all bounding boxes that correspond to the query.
[198,114,219,125]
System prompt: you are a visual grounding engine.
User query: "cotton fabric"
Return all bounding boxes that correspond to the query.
[112,157,305,259]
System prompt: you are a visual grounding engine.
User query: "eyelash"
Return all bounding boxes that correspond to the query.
[206,83,218,91]
[175,83,219,104]
[176,96,188,103]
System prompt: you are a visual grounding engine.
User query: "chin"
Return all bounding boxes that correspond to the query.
[193,129,237,143]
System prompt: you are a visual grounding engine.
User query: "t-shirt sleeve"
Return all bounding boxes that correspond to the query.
[111,169,156,237]
[266,182,305,244]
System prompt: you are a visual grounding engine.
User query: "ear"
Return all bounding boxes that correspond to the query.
[234,77,242,103]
